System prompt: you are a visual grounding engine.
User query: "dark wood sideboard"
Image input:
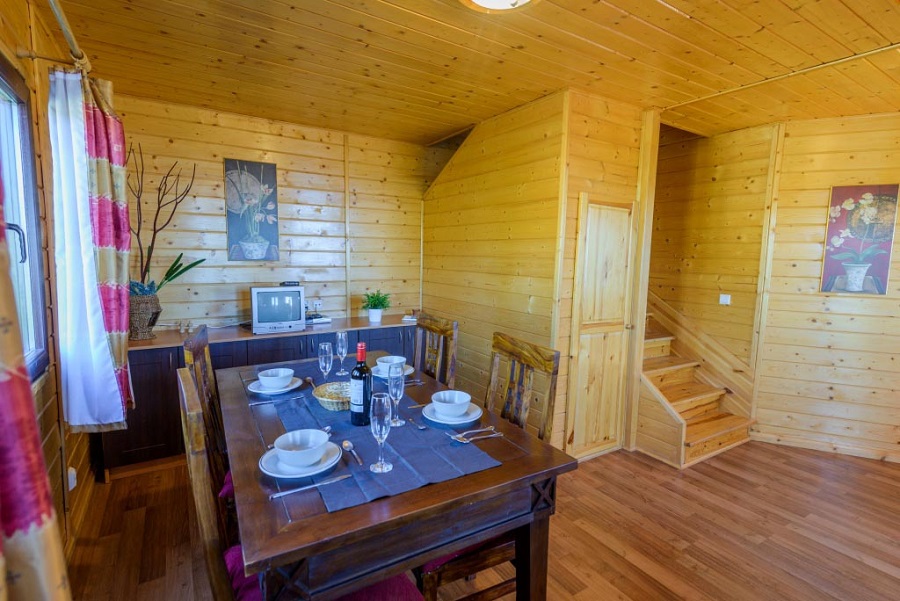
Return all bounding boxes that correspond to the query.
[94,316,416,477]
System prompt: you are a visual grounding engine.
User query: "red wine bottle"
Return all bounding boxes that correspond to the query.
[350,342,372,426]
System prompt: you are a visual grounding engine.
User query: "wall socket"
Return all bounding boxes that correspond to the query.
[719,293,731,306]
[313,299,323,311]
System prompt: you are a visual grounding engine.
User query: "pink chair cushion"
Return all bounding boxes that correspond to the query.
[336,573,423,601]
[219,470,235,499]
[224,545,420,601]
[223,545,262,601]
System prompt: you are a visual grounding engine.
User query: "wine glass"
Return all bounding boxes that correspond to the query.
[335,331,349,376]
[388,362,405,427]
[318,342,333,384]
[369,393,393,473]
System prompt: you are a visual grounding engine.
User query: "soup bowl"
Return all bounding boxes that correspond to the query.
[257,367,294,389]
[274,429,329,467]
[431,390,472,418]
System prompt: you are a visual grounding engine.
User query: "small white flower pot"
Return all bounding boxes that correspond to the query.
[367,308,383,322]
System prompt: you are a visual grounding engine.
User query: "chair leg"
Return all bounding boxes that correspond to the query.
[421,571,440,601]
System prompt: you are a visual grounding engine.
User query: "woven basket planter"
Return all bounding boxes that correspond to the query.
[129,293,162,340]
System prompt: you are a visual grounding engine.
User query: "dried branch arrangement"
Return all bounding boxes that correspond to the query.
[128,144,204,295]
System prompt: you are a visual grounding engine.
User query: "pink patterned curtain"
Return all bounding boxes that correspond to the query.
[49,71,131,431]
[0,169,70,599]
[83,77,132,412]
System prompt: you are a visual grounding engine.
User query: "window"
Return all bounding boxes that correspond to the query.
[1,55,48,380]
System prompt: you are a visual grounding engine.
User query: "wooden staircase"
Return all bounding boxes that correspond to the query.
[636,316,754,468]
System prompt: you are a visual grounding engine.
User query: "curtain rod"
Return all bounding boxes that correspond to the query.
[46,0,91,72]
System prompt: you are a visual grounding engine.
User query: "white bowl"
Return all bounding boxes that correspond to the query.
[274,429,329,467]
[376,355,406,367]
[432,390,472,418]
[257,368,294,389]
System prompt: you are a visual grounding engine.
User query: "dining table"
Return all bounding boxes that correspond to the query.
[217,354,578,600]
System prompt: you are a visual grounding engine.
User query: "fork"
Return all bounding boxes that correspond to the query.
[444,426,494,439]
[450,433,503,444]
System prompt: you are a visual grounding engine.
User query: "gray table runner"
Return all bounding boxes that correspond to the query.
[260,364,501,512]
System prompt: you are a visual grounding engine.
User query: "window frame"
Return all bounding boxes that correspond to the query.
[0,53,49,380]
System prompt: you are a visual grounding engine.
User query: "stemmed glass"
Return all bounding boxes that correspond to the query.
[388,362,405,427]
[335,331,349,376]
[318,342,333,384]
[369,393,393,473]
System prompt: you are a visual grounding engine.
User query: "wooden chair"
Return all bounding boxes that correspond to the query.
[411,312,458,389]
[177,367,238,601]
[415,332,561,601]
[484,331,560,441]
[183,325,228,462]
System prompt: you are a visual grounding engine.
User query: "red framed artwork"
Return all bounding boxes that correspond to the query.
[820,184,898,295]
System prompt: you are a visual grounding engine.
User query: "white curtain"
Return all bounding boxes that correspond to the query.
[48,71,125,430]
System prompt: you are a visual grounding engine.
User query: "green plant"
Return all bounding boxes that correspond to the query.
[361,289,391,310]
[128,144,205,295]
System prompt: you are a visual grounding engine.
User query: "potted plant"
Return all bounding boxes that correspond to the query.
[361,289,391,322]
[128,144,205,340]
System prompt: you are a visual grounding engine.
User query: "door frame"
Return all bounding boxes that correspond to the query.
[562,111,660,458]
[623,110,660,450]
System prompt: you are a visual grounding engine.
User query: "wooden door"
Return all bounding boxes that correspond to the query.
[565,194,635,458]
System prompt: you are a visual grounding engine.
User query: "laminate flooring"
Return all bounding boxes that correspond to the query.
[68,442,900,600]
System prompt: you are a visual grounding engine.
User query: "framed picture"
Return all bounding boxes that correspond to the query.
[820,184,898,295]
[224,159,279,261]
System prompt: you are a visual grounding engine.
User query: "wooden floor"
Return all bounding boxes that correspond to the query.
[68,442,900,600]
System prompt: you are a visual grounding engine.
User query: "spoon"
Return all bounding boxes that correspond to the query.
[342,440,363,465]
[408,417,427,430]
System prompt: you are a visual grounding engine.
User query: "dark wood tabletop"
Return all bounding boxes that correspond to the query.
[218,356,577,600]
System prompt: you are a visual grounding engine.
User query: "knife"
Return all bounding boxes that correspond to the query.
[269,473,351,500]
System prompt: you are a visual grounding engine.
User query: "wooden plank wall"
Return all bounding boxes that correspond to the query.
[422,92,565,445]
[651,125,774,365]
[0,0,86,552]
[118,95,449,323]
[754,113,900,462]
[561,90,643,453]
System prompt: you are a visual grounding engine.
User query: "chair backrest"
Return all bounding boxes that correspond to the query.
[183,325,228,463]
[484,332,560,441]
[177,367,235,601]
[413,312,458,389]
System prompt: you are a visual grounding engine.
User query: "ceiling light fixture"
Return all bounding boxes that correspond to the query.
[460,0,535,13]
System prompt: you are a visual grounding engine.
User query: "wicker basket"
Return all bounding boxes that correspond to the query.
[129,293,162,340]
[313,381,351,411]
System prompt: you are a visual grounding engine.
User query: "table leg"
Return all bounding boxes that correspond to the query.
[514,514,550,600]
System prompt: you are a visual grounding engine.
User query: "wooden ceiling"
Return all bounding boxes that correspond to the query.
[41,0,900,145]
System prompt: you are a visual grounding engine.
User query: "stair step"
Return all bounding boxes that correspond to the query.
[684,413,754,447]
[643,355,699,375]
[644,321,673,343]
[663,382,726,411]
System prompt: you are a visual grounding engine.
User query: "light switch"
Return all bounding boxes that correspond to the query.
[719,294,731,306]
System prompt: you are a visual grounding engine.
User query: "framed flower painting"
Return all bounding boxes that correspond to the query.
[820,184,898,295]
[224,158,279,261]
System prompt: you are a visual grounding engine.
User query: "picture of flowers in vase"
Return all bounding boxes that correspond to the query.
[820,184,897,295]
[224,158,279,261]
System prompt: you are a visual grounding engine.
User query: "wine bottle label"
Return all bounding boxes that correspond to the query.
[350,378,364,413]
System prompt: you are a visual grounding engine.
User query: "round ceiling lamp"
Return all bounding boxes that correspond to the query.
[459,0,536,13]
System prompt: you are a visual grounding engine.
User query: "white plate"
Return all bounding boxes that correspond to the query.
[258,442,341,479]
[371,364,414,379]
[423,403,483,425]
[248,377,303,395]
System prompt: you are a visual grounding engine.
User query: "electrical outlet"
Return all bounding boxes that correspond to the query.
[313,299,323,311]
[719,293,731,306]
